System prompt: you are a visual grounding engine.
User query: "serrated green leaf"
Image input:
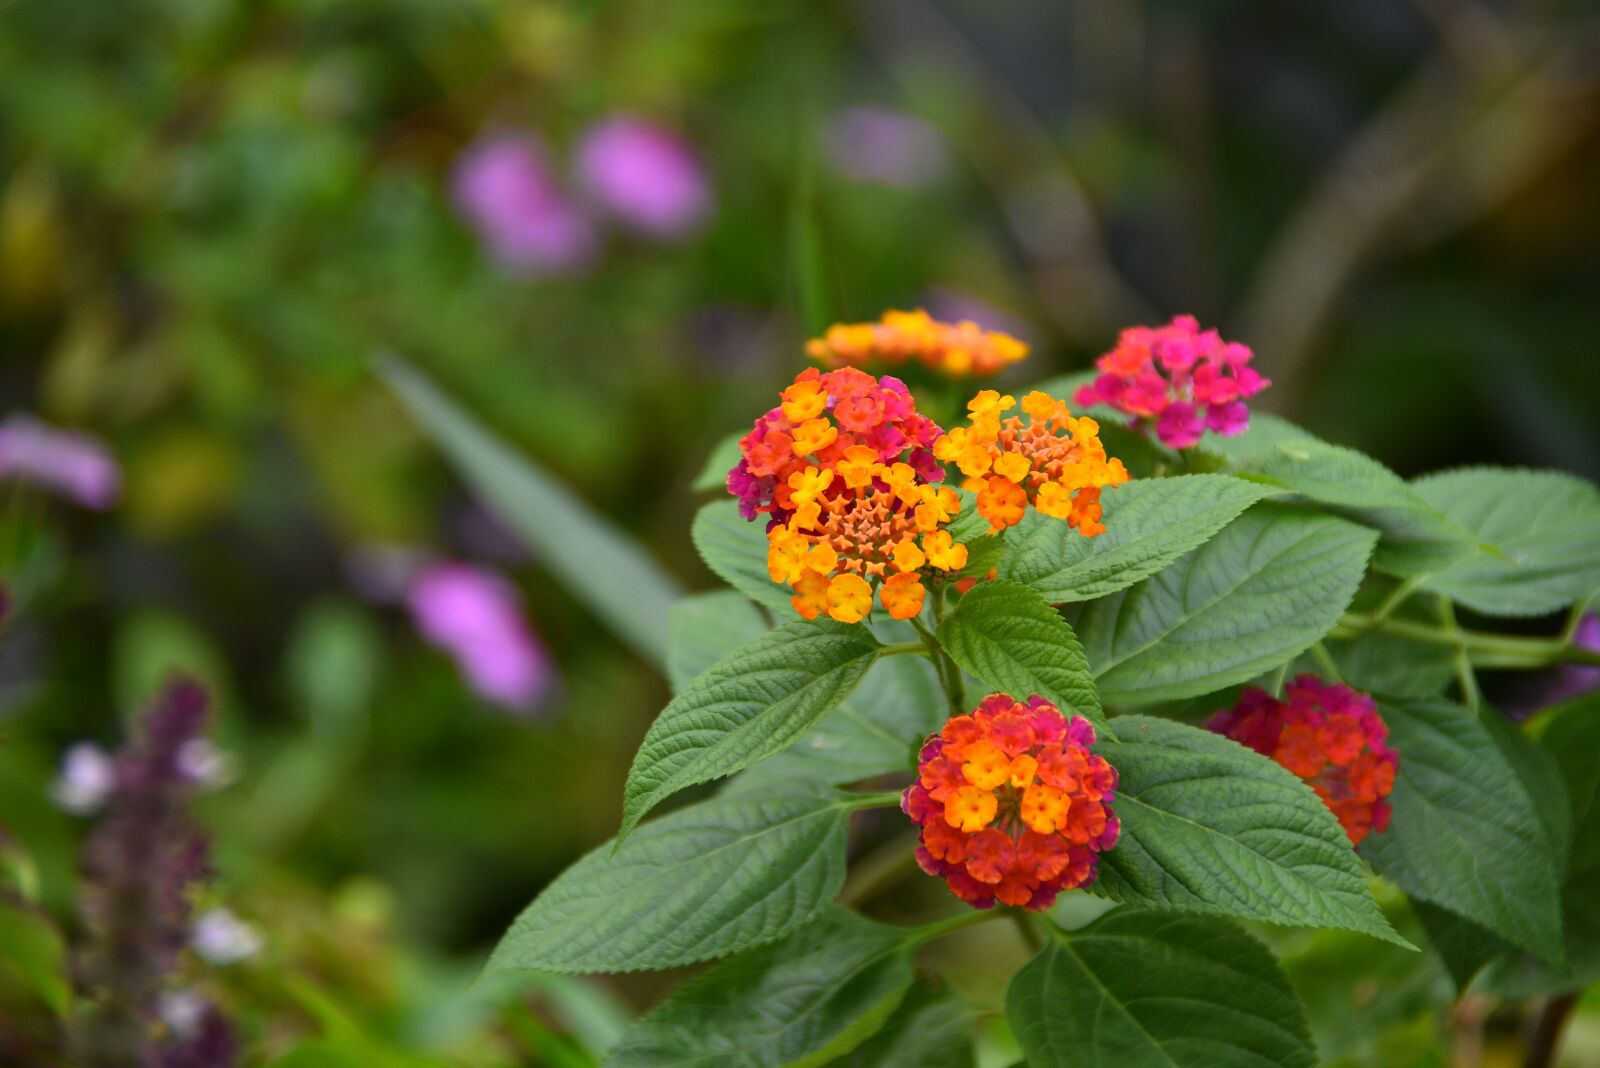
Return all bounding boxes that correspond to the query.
[1093,717,1405,945]
[937,580,1103,729]
[1070,505,1376,705]
[486,791,851,975]
[0,900,71,1016]
[667,591,769,692]
[1205,422,1479,576]
[1471,693,1600,997]
[998,475,1281,602]
[621,619,881,838]
[833,987,977,1068]
[1359,700,1562,961]
[1413,467,1600,616]
[378,356,682,666]
[691,500,796,613]
[747,653,944,786]
[692,431,744,493]
[604,908,914,1068]
[1006,909,1316,1068]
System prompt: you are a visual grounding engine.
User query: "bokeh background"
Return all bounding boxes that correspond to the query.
[2,0,1599,1064]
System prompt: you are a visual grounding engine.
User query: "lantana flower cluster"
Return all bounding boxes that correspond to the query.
[806,308,1028,378]
[902,694,1119,910]
[935,390,1129,536]
[1207,675,1398,846]
[1074,315,1270,449]
[727,367,967,623]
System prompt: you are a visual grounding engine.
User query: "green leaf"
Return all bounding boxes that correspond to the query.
[0,900,71,1016]
[747,653,944,786]
[605,908,914,1067]
[378,355,682,666]
[621,619,881,839]
[692,431,744,493]
[1007,910,1316,1068]
[833,987,977,1068]
[486,790,852,975]
[691,500,796,614]
[998,475,1282,602]
[1070,506,1376,705]
[1204,421,1479,575]
[1413,467,1600,616]
[666,591,768,693]
[1093,717,1405,945]
[1359,700,1563,961]
[1472,693,1600,997]
[1412,901,1507,993]
[937,580,1104,730]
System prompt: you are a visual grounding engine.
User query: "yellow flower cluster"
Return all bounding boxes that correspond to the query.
[767,455,968,623]
[934,390,1129,536]
[805,309,1028,378]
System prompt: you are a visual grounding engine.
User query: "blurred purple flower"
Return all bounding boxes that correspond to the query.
[0,412,120,509]
[1506,613,1600,717]
[574,115,710,239]
[451,133,598,274]
[825,106,948,189]
[407,562,555,714]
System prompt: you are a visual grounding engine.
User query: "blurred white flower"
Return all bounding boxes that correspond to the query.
[191,908,262,965]
[158,989,209,1038]
[51,743,116,815]
[176,738,237,789]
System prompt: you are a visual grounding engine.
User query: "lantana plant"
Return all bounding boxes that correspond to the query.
[467,311,1600,1067]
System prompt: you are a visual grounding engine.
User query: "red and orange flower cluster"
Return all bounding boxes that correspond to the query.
[935,390,1129,536]
[727,367,966,622]
[806,308,1028,378]
[1207,676,1398,846]
[902,694,1119,910]
[1075,314,1270,449]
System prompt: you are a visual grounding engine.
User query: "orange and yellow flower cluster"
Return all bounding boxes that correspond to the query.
[1206,676,1398,846]
[902,694,1119,911]
[934,390,1129,536]
[727,368,966,623]
[806,309,1028,378]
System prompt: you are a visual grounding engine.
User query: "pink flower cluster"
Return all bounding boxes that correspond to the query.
[726,367,944,527]
[1074,315,1269,449]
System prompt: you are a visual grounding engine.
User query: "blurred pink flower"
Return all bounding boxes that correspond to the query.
[0,412,120,509]
[825,106,948,189]
[407,562,555,714]
[451,133,598,274]
[574,115,710,239]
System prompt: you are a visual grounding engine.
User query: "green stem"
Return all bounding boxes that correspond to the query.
[911,908,1003,945]
[879,641,931,659]
[912,614,966,717]
[1309,642,1344,685]
[842,790,908,811]
[1370,574,1426,625]
[1010,909,1045,953]
[1335,611,1600,669]
[1437,598,1482,712]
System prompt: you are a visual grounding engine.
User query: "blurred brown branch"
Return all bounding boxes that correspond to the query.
[1237,16,1600,415]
